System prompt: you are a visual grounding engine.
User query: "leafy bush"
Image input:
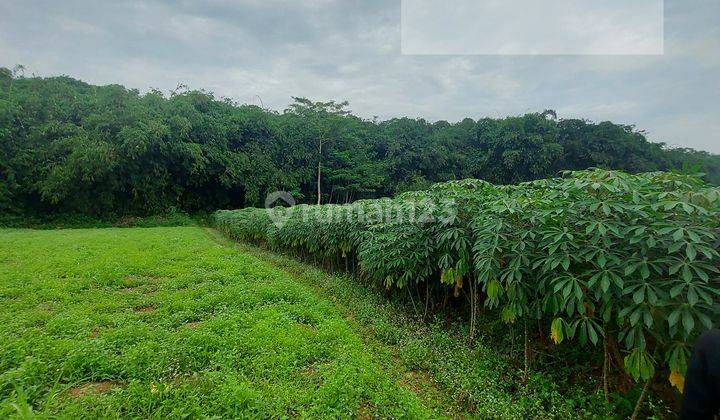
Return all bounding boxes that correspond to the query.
[0,210,197,229]
[214,169,720,401]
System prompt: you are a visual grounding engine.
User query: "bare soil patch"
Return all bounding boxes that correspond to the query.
[68,381,121,397]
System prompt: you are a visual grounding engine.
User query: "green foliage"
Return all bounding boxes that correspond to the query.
[2,70,719,218]
[235,237,616,418]
[214,169,720,390]
[0,210,197,229]
[0,226,618,418]
[0,227,433,418]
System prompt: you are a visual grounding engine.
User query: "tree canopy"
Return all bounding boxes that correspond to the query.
[1,68,719,217]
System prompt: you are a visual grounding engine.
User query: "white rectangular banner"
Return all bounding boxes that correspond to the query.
[401,0,664,55]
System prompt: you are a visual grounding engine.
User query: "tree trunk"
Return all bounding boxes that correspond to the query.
[317,138,322,205]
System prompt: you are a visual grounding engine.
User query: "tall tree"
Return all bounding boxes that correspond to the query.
[1,70,718,218]
[285,97,350,204]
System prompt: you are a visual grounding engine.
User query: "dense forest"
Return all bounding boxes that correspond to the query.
[1,67,719,218]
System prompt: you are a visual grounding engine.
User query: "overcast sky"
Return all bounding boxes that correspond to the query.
[1,0,718,153]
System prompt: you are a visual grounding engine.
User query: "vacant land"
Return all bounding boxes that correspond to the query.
[1,227,604,418]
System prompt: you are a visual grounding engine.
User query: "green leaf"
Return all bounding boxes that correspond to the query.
[633,288,645,304]
[667,309,680,327]
[597,253,607,268]
[550,318,564,344]
[624,348,655,381]
[673,228,684,241]
[640,264,650,280]
[487,279,503,299]
[588,322,599,345]
[600,275,610,293]
[681,312,695,335]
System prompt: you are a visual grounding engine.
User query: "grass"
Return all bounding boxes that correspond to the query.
[1,226,630,418]
[206,230,619,418]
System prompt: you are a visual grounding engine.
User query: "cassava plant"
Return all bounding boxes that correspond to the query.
[213,169,720,413]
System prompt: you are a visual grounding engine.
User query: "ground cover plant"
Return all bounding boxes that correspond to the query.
[214,169,720,417]
[0,227,434,418]
[0,226,617,418]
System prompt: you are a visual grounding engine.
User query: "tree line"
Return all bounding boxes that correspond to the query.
[1,67,719,218]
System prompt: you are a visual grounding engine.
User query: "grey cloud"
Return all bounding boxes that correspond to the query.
[0,0,718,152]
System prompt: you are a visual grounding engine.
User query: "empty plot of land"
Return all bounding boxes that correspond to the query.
[0,227,434,417]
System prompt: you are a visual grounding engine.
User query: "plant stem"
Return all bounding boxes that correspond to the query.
[423,281,430,321]
[468,281,477,348]
[407,286,418,316]
[523,319,530,382]
[630,378,651,420]
[603,334,610,403]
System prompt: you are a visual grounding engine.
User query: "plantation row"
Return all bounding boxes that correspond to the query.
[213,169,720,394]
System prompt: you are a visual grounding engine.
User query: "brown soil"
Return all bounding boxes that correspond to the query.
[68,381,121,397]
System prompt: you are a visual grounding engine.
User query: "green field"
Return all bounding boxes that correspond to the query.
[0,226,607,418]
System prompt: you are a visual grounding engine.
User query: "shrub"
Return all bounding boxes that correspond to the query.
[213,169,720,400]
